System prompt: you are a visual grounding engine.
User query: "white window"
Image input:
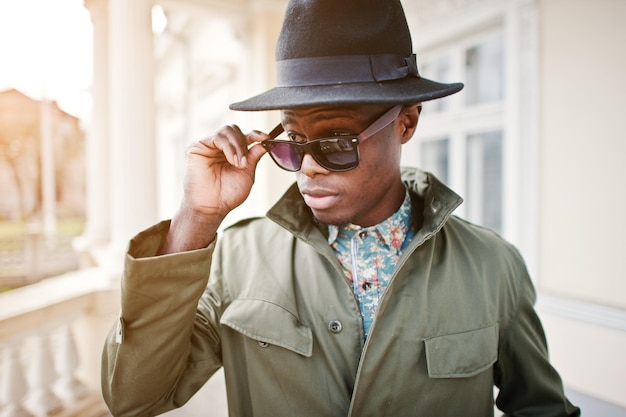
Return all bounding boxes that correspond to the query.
[404,4,540,272]
[464,35,505,106]
[404,29,507,235]
[419,137,450,184]
[466,129,503,233]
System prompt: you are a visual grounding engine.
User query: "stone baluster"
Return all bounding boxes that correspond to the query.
[53,322,88,404]
[0,342,34,417]
[24,333,61,417]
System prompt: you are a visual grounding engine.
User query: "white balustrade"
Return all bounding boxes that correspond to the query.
[0,320,90,416]
[0,270,117,417]
[0,343,33,417]
[24,331,62,417]
[53,323,89,404]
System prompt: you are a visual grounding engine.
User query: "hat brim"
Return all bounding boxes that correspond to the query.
[229,77,463,111]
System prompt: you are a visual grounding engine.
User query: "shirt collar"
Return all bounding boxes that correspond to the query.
[266,168,463,249]
[327,189,413,247]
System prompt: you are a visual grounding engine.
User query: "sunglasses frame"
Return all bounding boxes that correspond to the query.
[262,104,403,172]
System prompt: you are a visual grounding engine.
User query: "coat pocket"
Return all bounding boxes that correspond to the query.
[220,298,313,357]
[424,324,498,378]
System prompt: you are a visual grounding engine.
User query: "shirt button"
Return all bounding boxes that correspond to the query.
[359,231,368,239]
[257,341,269,348]
[328,320,343,333]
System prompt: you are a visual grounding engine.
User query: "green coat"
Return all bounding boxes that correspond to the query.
[102,168,579,417]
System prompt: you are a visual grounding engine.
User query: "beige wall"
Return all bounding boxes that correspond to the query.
[540,312,626,407]
[538,0,626,406]
[538,0,626,306]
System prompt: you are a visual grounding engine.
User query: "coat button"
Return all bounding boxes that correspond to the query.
[257,341,269,348]
[328,320,343,333]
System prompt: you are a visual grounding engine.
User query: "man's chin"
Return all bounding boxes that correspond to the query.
[311,211,352,227]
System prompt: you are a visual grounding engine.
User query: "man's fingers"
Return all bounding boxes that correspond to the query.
[245,142,267,168]
[198,125,249,167]
[190,125,275,169]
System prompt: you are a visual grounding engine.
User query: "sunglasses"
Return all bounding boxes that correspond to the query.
[261,105,403,172]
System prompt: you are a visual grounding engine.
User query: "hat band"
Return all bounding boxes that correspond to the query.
[276,54,419,87]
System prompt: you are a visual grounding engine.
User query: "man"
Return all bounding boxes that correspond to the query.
[102,0,580,416]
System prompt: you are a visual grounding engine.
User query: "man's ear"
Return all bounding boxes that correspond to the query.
[399,104,421,144]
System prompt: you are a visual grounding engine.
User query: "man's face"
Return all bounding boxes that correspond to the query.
[280,104,415,227]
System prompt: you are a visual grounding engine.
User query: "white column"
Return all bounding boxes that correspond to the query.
[108,0,158,248]
[223,3,287,223]
[78,0,111,262]
[39,99,56,241]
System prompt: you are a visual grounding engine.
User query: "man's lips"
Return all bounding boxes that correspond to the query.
[301,189,339,210]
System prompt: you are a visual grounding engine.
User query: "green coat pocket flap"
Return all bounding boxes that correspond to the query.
[424,324,498,378]
[221,298,313,357]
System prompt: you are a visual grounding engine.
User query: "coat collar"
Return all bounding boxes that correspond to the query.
[266,167,463,245]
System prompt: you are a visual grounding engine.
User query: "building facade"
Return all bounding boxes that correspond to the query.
[0,88,85,221]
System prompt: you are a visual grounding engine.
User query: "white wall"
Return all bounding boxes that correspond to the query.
[538,0,626,406]
[538,0,626,307]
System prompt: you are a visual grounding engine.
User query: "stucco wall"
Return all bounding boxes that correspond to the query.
[538,0,626,406]
[538,0,626,307]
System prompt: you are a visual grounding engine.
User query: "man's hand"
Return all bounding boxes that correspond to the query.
[158,125,269,254]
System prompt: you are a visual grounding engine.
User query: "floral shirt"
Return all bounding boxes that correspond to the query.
[328,190,414,339]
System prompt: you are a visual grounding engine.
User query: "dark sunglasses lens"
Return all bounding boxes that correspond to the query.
[312,138,358,171]
[264,137,359,172]
[265,142,302,171]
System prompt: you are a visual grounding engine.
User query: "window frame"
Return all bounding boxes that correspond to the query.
[403,3,540,274]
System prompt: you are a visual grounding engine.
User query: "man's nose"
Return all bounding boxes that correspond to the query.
[299,153,329,177]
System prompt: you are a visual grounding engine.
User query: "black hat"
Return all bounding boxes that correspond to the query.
[229,0,463,111]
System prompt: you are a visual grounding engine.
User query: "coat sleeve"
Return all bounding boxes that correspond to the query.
[101,221,224,417]
[493,251,581,417]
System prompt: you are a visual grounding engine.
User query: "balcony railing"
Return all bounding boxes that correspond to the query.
[0,234,81,289]
[0,268,117,417]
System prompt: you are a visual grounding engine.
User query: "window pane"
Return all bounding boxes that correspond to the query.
[464,35,504,105]
[466,130,502,233]
[420,56,452,113]
[420,138,449,184]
